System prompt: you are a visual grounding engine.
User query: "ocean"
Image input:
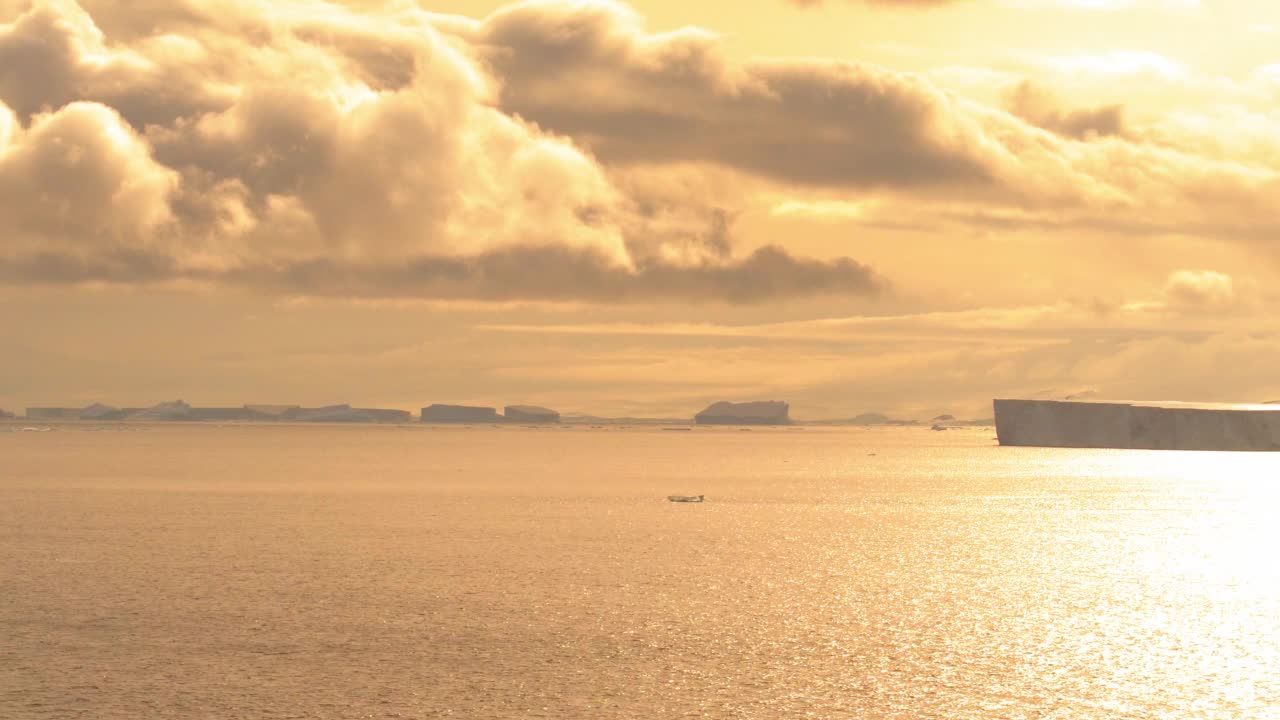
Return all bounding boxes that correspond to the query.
[3,424,1279,719]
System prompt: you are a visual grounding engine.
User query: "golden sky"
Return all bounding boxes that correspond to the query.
[2,0,1279,419]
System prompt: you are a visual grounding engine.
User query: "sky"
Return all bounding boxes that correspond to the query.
[2,0,1280,419]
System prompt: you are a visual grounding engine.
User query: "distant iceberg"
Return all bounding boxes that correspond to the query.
[80,403,126,420]
[129,400,193,421]
[422,404,500,423]
[285,405,410,423]
[994,399,1280,451]
[694,401,791,426]
[504,405,561,424]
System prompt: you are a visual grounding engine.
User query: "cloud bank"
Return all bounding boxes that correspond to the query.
[3,0,1278,305]
[449,0,1280,247]
[786,0,960,6]
[0,0,881,303]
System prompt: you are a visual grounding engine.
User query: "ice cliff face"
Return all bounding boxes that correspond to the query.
[422,405,500,423]
[994,399,1280,451]
[504,406,561,423]
[694,401,791,426]
[286,405,410,423]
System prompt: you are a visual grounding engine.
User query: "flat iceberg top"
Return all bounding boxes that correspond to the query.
[697,401,789,417]
[996,398,1280,413]
[993,398,1280,451]
[504,405,558,416]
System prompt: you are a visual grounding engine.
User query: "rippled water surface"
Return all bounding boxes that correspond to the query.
[3,424,1280,719]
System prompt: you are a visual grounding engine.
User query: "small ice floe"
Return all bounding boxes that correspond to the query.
[667,495,705,503]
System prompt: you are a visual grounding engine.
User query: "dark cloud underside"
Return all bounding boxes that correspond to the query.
[0,245,884,304]
[477,3,992,189]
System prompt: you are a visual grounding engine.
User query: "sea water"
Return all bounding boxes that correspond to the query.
[3,424,1279,718]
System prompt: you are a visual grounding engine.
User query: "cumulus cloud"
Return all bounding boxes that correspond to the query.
[0,2,232,127]
[1003,80,1126,139]
[0,101,177,250]
[468,1,993,191]
[4,0,1280,305]
[0,0,883,303]
[455,0,1280,237]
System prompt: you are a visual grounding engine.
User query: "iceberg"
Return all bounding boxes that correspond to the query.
[129,400,193,421]
[185,407,257,421]
[80,403,126,421]
[694,401,791,426]
[285,405,411,423]
[503,405,561,424]
[243,405,301,419]
[993,399,1280,451]
[422,404,500,423]
[25,407,81,420]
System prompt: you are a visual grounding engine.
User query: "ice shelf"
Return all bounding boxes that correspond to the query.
[993,399,1280,451]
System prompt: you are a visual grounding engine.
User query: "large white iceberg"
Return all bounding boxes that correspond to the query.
[994,399,1280,451]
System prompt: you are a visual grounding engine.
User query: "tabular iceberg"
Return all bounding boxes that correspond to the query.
[504,405,561,423]
[694,401,791,426]
[993,399,1280,452]
[422,404,500,423]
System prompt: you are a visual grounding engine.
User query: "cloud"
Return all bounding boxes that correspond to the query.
[469,1,994,191]
[1003,80,1126,139]
[783,0,1194,7]
[3,0,1279,306]
[0,244,884,303]
[1162,270,1235,311]
[457,0,1280,239]
[0,0,884,304]
[1039,50,1184,80]
[0,101,177,249]
[771,199,873,221]
[467,294,1280,416]
[0,2,229,126]
[787,0,959,6]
